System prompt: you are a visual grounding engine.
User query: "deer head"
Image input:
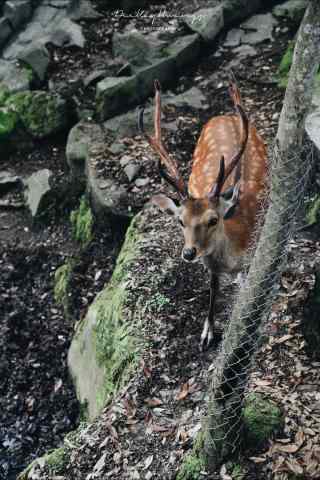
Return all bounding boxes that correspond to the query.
[138,79,249,263]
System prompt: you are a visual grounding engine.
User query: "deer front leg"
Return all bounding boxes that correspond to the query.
[200,272,219,351]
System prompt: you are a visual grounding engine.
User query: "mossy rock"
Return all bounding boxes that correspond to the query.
[0,107,18,142]
[5,91,70,139]
[306,195,320,226]
[54,259,75,320]
[68,212,143,419]
[243,393,283,447]
[177,454,205,480]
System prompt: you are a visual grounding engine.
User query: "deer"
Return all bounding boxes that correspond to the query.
[138,78,268,350]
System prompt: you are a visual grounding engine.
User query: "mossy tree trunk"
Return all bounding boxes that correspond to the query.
[203,0,320,471]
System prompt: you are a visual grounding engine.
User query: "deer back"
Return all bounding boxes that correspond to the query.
[188,115,268,252]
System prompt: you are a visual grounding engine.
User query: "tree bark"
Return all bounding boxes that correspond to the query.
[203,0,320,470]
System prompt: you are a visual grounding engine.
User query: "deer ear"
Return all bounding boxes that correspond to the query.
[151,194,180,216]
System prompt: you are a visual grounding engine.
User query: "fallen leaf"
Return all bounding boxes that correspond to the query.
[176,382,190,401]
[274,334,294,344]
[144,398,163,407]
[285,458,304,475]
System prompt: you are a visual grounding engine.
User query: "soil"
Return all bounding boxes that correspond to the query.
[1,1,319,480]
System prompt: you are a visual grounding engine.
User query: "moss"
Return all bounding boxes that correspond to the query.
[177,454,205,480]
[70,196,94,248]
[243,393,282,447]
[54,260,74,318]
[0,87,10,105]
[5,91,68,138]
[232,464,246,480]
[93,216,142,411]
[145,292,170,313]
[277,42,294,89]
[45,447,68,473]
[306,195,320,226]
[0,107,18,141]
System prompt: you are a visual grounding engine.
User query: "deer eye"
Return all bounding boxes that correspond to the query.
[178,218,184,227]
[208,217,218,228]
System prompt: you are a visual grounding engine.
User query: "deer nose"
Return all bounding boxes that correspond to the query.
[182,247,197,262]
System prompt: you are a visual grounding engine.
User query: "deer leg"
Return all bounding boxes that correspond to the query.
[200,272,219,351]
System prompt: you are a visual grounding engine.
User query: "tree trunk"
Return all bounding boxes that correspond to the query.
[203,0,320,471]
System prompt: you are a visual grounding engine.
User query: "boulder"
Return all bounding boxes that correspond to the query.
[18,44,50,82]
[113,31,163,68]
[5,91,70,139]
[68,212,143,419]
[96,76,140,121]
[23,169,53,218]
[4,0,32,30]
[240,13,277,45]
[0,60,32,93]
[273,0,307,24]
[0,17,12,48]
[183,6,224,43]
[66,121,129,218]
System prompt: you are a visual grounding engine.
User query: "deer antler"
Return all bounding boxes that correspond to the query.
[209,78,249,200]
[138,80,187,199]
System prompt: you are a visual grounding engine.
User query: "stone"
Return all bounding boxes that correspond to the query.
[96,76,140,121]
[23,169,53,218]
[240,13,277,45]
[117,63,132,77]
[227,44,257,68]
[0,60,32,93]
[306,109,320,153]
[68,0,102,21]
[66,121,102,177]
[113,31,164,68]
[4,0,32,30]
[51,18,85,48]
[183,6,224,43]
[5,91,70,139]
[124,163,141,182]
[166,87,206,110]
[0,171,21,193]
[135,177,149,187]
[103,107,153,139]
[18,44,50,82]
[84,69,108,88]
[166,34,201,71]
[224,28,242,47]
[272,0,307,23]
[0,18,12,47]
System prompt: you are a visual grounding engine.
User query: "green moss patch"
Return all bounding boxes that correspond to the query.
[68,214,143,419]
[277,42,294,89]
[0,107,18,141]
[306,195,320,226]
[5,91,68,138]
[243,393,283,447]
[70,195,94,248]
[54,259,75,320]
[177,454,205,480]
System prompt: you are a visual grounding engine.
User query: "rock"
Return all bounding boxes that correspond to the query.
[18,44,50,82]
[227,44,257,69]
[5,91,70,139]
[272,0,307,23]
[240,13,277,45]
[52,18,85,48]
[103,107,153,139]
[224,28,242,47]
[120,155,132,168]
[124,163,141,182]
[0,60,32,93]
[0,171,21,193]
[23,169,53,218]
[96,76,139,121]
[243,393,283,447]
[0,18,12,47]
[166,34,201,71]
[68,0,102,21]
[83,69,108,88]
[135,177,149,187]
[222,0,263,25]
[306,109,320,153]
[108,141,126,155]
[183,6,224,43]
[4,0,32,30]
[66,121,129,218]
[113,30,164,68]
[166,87,206,110]
[117,63,132,77]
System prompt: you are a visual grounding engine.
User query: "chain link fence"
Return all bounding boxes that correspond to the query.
[203,139,315,467]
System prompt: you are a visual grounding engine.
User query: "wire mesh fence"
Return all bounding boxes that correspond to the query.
[204,139,315,465]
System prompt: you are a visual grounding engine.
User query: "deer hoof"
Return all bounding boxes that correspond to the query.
[200,321,213,351]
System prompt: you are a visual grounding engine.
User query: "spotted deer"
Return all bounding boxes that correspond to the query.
[138,79,268,350]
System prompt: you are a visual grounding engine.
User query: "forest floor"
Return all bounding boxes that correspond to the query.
[1,1,320,479]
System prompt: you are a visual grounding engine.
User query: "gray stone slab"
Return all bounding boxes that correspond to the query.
[4,0,32,30]
[241,13,277,45]
[24,169,53,217]
[224,28,242,47]
[18,44,50,81]
[183,6,224,43]
[273,0,307,23]
[0,59,31,93]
